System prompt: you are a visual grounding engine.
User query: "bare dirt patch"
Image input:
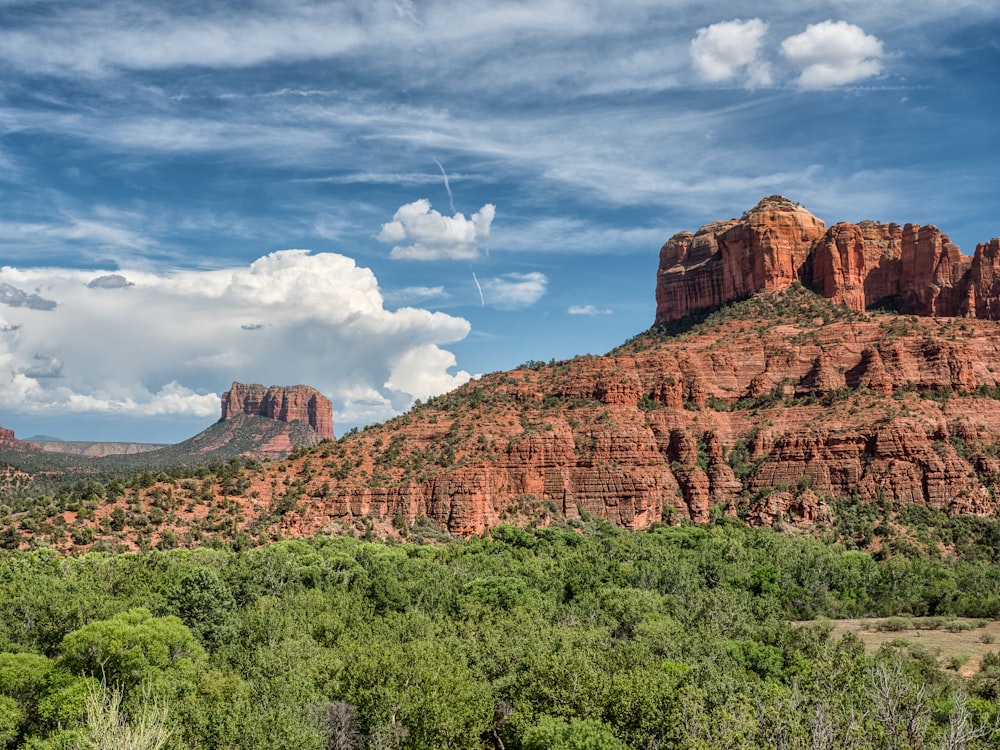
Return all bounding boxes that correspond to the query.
[812,618,1000,676]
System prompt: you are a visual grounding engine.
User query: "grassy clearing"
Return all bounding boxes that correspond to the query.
[816,618,1000,677]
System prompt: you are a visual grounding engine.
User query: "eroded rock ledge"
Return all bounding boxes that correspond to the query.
[221,382,334,440]
[655,195,1000,326]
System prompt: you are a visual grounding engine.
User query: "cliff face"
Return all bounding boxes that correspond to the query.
[655,196,998,326]
[270,300,1000,537]
[966,238,1000,318]
[656,197,827,324]
[221,382,334,440]
[0,424,38,454]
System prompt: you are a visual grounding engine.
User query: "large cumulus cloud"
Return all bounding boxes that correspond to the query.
[0,250,473,428]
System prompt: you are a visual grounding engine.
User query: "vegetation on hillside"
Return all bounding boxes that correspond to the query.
[618,282,869,351]
[0,415,318,503]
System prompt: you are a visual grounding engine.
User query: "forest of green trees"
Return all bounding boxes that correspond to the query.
[2,518,1000,749]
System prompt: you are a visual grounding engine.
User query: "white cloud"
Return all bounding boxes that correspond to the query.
[568,305,612,315]
[481,272,548,309]
[0,250,472,428]
[690,19,771,86]
[385,344,474,400]
[377,199,496,260]
[780,20,885,89]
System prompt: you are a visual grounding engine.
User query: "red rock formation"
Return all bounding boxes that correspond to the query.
[964,238,1000,318]
[0,424,39,453]
[279,302,1000,535]
[221,382,334,439]
[656,196,827,324]
[198,298,985,539]
[655,197,999,326]
[810,221,901,311]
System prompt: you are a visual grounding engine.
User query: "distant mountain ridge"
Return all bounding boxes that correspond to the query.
[29,440,167,457]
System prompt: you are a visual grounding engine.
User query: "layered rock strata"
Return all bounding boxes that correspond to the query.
[192,297,1000,538]
[220,382,334,440]
[655,196,1000,325]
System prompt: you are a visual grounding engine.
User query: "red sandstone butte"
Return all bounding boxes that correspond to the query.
[0,424,39,454]
[0,424,18,446]
[221,382,334,439]
[655,195,1000,326]
[656,196,827,324]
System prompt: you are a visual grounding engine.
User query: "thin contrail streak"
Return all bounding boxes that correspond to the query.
[472,272,485,306]
[434,158,456,214]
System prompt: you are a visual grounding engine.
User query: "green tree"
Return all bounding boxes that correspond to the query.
[0,695,23,746]
[171,567,238,646]
[0,652,96,746]
[59,609,203,693]
[342,636,492,750]
[521,716,628,750]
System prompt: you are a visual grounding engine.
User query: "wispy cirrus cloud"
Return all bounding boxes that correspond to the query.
[0,211,151,252]
[0,3,364,75]
[384,285,449,304]
[568,305,612,315]
[481,272,548,309]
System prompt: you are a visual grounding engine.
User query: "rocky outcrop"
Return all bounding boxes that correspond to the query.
[0,424,38,454]
[221,382,334,440]
[655,196,1000,326]
[964,238,1000,318]
[656,196,827,324]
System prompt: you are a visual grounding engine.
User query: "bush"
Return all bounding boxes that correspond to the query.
[521,717,628,750]
[874,617,913,632]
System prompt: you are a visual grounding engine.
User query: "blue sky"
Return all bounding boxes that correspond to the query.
[0,0,998,442]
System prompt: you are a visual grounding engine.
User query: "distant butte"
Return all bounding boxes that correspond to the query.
[655,195,1000,326]
[220,382,334,440]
